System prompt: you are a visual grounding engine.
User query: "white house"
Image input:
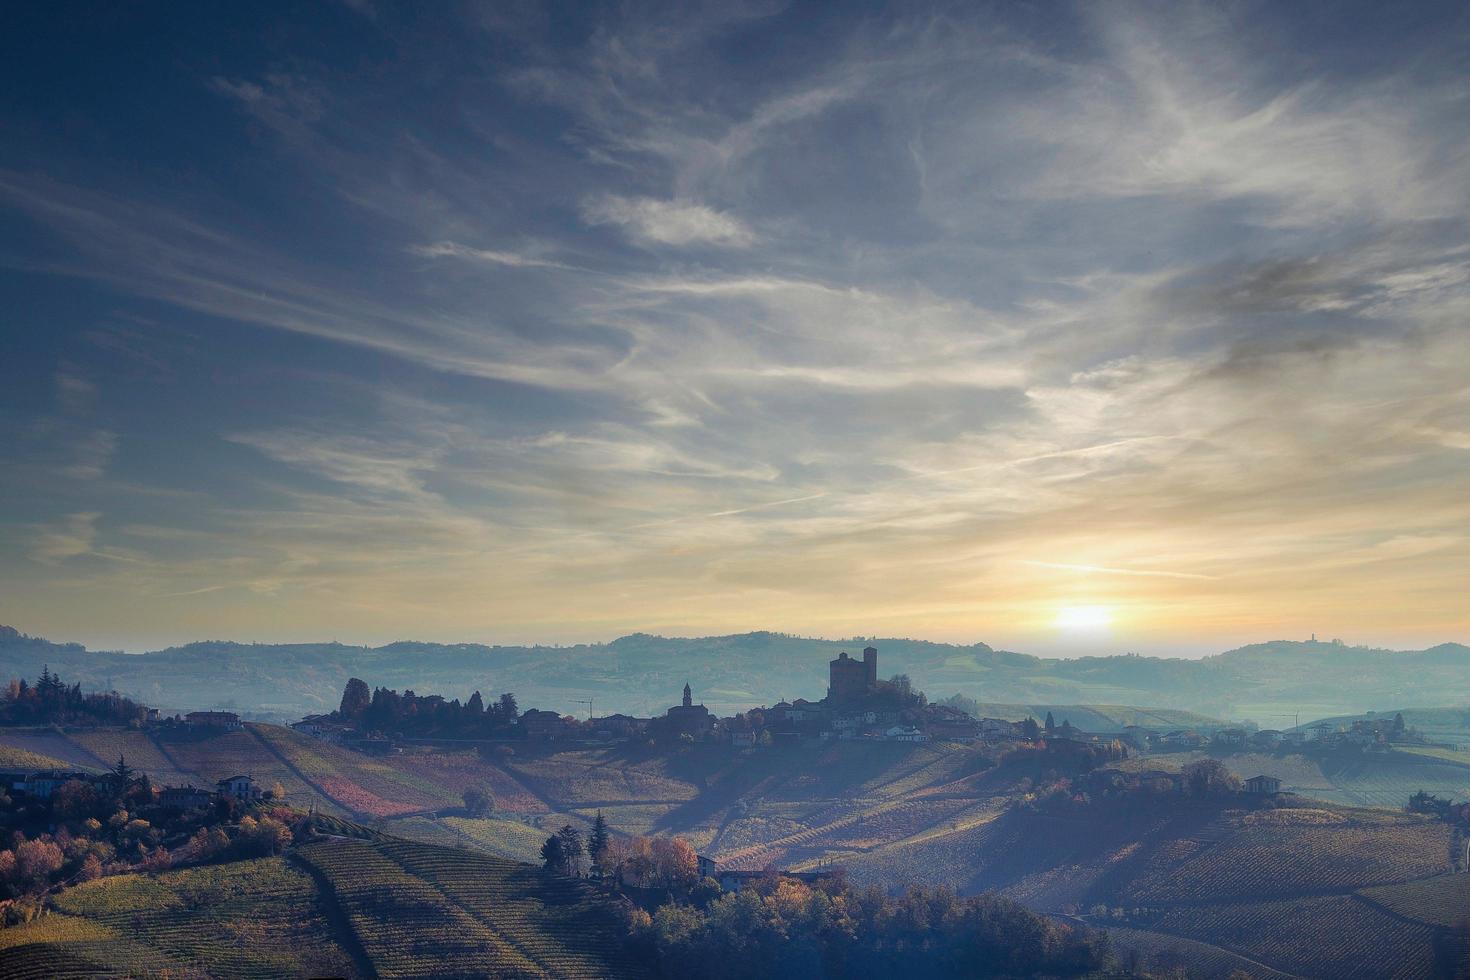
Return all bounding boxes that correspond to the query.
[216,774,259,801]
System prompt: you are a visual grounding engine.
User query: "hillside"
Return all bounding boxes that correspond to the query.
[5,625,1470,724]
[5,719,1467,977]
[0,837,647,979]
[838,799,1466,979]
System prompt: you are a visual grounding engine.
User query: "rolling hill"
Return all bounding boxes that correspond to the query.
[4,624,1470,725]
[0,836,647,979]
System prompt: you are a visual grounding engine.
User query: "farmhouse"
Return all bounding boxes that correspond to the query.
[695,854,827,892]
[591,713,647,739]
[13,770,95,799]
[216,774,260,800]
[290,716,353,743]
[161,784,216,809]
[1244,774,1282,795]
[519,708,572,741]
[186,710,243,731]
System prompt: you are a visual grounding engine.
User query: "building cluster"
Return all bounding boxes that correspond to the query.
[404,646,1115,750]
[1,767,261,806]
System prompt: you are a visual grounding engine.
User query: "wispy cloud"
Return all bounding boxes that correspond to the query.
[582,195,755,247]
[2,2,1468,651]
[30,512,102,564]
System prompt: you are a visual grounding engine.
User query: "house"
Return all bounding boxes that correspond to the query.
[979,718,1022,740]
[884,726,927,743]
[1213,728,1247,747]
[216,774,259,801]
[1119,726,1155,751]
[290,717,353,743]
[18,770,92,799]
[695,855,826,892]
[161,785,216,809]
[925,705,980,741]
[1251,729,1285,749]
[1244,774,1282,795]
[591,714,647,739]
[185,710,243,732]
[729,730,756,748]
[1160,730,1205,749]
[519,708,572,741]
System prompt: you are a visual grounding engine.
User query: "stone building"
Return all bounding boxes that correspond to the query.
[827,646,878,705]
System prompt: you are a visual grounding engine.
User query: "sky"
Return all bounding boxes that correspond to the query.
[1,1,1468,657]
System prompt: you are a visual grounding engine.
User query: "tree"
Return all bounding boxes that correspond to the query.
[650,836,698,889]
[540,833,565,873]
[556,824,585,877]
[13,838,64,890]
[111,755,136,789]
[588,810,610,876]
[462,786,495,817]
[270,781,287,801]
[1044,711,1056,735]
[498,692,519,721]
[1182,758,1241,797]
[467,691,484,715]
[1393,712,1406,734]
[339,678,371,719]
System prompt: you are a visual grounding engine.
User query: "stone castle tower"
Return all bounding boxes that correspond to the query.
[827,645,878,705]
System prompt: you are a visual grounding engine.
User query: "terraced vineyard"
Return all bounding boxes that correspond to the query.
[253,724,457,817]
[0,742,86,771]
[295,837,647,978]
[1141,895,1442,979]
[0,731,106,770]
[1361,874,1470,929]
[505,751,698,805]
[0,857,357,978]
[1121,819,1453,904]
[437,815,556,862]
[382,750,550,813]
[66,729,195,785]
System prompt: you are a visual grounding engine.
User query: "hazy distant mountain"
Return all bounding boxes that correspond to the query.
[1,625,1465,725]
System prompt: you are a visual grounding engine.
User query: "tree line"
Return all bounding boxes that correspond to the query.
[1,667,150,727]
[334,677,519,737]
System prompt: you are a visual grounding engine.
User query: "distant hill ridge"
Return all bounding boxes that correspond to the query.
[1,625,1466,726]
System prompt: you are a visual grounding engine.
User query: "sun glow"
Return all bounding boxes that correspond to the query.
[1053,605,1114,631]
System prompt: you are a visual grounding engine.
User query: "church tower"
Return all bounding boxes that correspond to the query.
[683,682,692,708]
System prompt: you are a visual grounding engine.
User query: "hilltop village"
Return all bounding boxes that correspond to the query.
[295,646,1068,751]
[284,643,1448,760]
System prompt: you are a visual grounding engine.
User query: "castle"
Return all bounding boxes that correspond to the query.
[827,646,878,706]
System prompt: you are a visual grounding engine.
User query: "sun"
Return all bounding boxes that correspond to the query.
[1053,605,1114,631]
